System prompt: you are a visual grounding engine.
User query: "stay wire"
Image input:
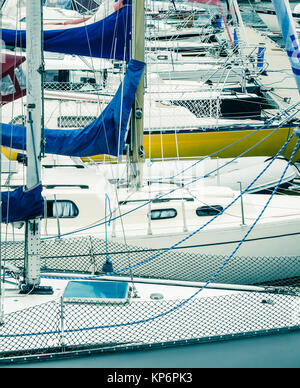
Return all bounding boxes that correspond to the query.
[40,131,296,283]
[2,134,298,339]
[39,106,300,241]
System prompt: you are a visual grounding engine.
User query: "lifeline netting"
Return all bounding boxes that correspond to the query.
[1,235,300,362]
[1,292,299,359]
[2,235,300,286]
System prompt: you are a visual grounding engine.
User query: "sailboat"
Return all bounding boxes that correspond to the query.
[255,2,300,35]
[1,0,300,367]
[1,0,86,29]
[2,0,300,164]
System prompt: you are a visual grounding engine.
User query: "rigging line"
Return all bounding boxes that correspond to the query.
[40,2,45,157]
[3,103,299,242]
[99,133,297,277]
[79,4,129,173]
[112,184,138,292]
[0,0,24,323]
[82,4,139,285]
[140,111,300,186]
[0,83,1,320]
[39,108,300,241]
[117,6,131,160]
[27,111,40,184]
[104,193,112,259]
[158,107,300,181]
[3,9,19,218]
[187,188,300,219]
[39,132,296,284]
[2,4,27,268]
[192,57,237,89]
[179,136,293,188]
[71,0,91,14]
[7,137,298,341]
[98,4,138,285]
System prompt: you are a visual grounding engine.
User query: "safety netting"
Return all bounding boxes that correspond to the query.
[1,235,300,362]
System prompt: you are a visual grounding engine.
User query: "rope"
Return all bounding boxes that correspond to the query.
[1,134,298,340]
[40,131,296,282]
[38,104,300,241]
[104,193,112,262]
[2,0,300,340]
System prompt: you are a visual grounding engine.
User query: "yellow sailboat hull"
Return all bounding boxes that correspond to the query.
[2,147,19,161]
[82,126,300,163]
[3,126,300,163]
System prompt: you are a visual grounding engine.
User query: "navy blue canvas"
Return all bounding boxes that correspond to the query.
[1,59,145,158]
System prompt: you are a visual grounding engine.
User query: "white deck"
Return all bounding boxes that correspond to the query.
[242,26,300,117]
[1,274,299,358]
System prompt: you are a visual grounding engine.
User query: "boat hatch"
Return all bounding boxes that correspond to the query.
[63,280,130,304]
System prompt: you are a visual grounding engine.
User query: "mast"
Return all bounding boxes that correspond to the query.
[272,0,300,95]
[22,0,43,292]
[129,0,145,189]
[231,0,248,46]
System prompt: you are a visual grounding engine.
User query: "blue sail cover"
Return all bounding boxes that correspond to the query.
[272,0,300,94]
[1,59,145,158]
[1,184,44,223]
[1,3,132,61]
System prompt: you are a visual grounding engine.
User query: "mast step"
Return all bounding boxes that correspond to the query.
[19,285,54,295]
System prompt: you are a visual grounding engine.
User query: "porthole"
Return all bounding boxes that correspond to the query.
[150,208,177,220]
[44,200,79,219]
[196,205,223,217]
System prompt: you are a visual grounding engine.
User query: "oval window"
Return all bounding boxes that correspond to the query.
[44,200,79,218]
[157,55,169,60]
[150,208,177,220]
[196,205,223,217]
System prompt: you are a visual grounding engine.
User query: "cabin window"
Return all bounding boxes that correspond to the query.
[150,208,177,220]
[45,200,79,218]
[80,77,96,84]
[44,70,70,83]
[196,205,223,217]
[157,55,169,61]
[44,70,60,83]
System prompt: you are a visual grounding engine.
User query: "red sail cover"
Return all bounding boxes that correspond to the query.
[1,53,26,104]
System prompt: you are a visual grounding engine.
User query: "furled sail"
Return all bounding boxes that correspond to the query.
[272,0,300,93]
[1,184,44,223]
[1,59,145,158]
[1,2,132,61]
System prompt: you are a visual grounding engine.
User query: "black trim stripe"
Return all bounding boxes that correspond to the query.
[256,9,300,18]
[143,124,293,136]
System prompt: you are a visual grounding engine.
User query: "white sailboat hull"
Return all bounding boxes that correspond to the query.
[4,186,300,284]
[256,8,300,34]
[2,0,300,369]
